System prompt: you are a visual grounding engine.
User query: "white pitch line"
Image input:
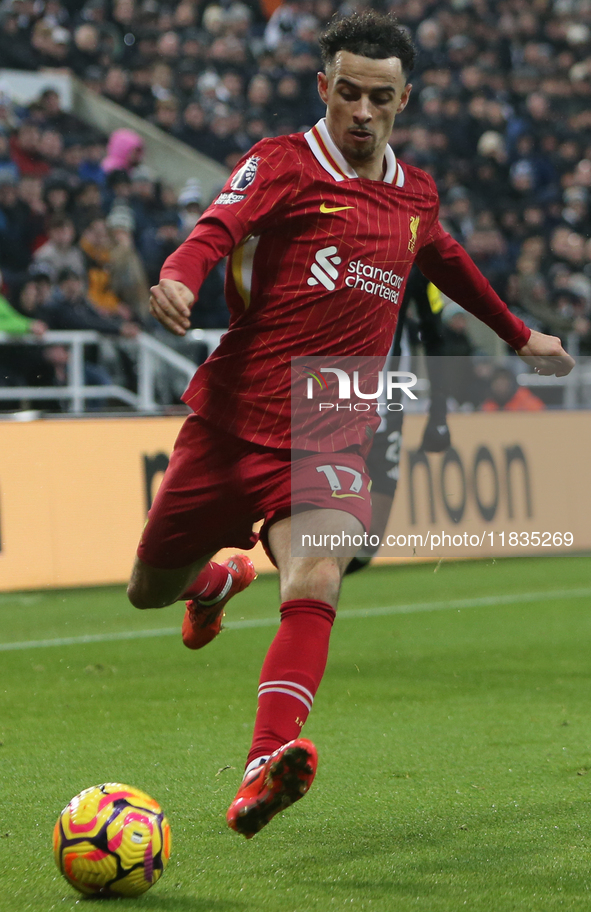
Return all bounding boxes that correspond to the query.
[1,587,590,653]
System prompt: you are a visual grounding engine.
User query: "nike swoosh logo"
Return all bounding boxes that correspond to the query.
[320,203,354,213]
[331,491,364,499]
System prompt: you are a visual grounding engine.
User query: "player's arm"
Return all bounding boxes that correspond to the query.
[152,141,299,336]
[151,219,235,336]
[415,229,575,377]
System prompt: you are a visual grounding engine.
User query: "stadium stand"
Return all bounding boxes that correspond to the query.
[0,0,590,412]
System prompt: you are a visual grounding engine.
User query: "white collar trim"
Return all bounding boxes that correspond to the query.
[304,118,404,186]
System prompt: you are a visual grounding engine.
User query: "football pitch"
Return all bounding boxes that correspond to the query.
[2,554,591,912]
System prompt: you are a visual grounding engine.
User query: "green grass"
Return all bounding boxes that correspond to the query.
[1,555,591,911]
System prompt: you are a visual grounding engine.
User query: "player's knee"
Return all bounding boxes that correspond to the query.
[281,557,341,606]
[127,581,148,609]
[127,581,164,610]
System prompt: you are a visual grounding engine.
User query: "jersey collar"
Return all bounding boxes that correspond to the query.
[304,118,405,186]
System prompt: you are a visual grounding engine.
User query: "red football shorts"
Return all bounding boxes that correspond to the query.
[137,414,372,569]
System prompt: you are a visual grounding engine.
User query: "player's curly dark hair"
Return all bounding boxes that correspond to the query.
[319,10,416,77]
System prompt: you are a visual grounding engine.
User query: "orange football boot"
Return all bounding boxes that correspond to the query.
[226,738,318,839]
[181,554,256,649]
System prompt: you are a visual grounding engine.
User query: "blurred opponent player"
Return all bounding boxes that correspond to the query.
[346,266,450,574]
[126,11,575,839]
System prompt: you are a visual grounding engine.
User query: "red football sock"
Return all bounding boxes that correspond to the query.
[181,561,230,604]
[246,598,336,768]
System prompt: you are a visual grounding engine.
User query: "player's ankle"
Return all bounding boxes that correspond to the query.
[244,755,269,778]
[196,572,232,606]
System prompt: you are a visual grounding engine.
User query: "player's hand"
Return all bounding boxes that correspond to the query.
[149,279,195,336]
[517,329,575,377]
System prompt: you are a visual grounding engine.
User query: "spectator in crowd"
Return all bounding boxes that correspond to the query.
[481,366,546,412]
[0,130,19,184]
[139,211,183,287]
[33,214,86,281]
[177,179,203,241]
[78,212,127,315]
[104,168,132,211]
[106,205,151,322]
[174,102,210,154]
[101,128,144,175]
[0,9,39,70]
[70,180,102,231]
[102,66,130,106]
[27,263,55,310]
[0,172,41,278]
[44,268,139,339]
[0,268,48,392]
[151,98,180,134]
[0,272,46,339]
[43,175,73,218]
[43,264,142,398]
[70,23,103,76]
[37,267,137,400]
[78,138,108,185]
[18,174,46,235]
[1,0,591,410]
[9,122,51,178]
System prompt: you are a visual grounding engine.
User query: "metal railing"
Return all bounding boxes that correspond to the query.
[1,329,590,414]
[0,329,224,414]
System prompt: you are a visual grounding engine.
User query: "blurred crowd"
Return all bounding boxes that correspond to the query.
[1,0,591,410]
[0,94,225,399]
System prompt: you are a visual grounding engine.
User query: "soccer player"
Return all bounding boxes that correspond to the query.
[127,11,575,838]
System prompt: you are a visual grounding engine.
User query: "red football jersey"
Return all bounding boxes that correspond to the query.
[162,118,529,449]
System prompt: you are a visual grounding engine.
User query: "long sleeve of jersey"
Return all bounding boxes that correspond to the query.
[160,217,235,300]
[415,228,530,350]
[161,139,298,300]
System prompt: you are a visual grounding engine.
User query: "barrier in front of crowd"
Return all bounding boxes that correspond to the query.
[0,329,223,412]
[2,331,590,413]
[0,411,588,592]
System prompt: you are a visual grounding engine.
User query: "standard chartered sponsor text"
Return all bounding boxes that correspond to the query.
[345,260,404,302]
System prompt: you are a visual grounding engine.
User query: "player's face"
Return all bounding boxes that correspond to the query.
[318,51,411,178]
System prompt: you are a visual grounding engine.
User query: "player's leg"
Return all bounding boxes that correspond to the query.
[227,507,363,838]
[346,404,403,574]
[345,489,396,573]
[269,507,360,605]
[128,550,256,647]
[127,554,212,609]
[413,274,451,451]
[126,414,258,642]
